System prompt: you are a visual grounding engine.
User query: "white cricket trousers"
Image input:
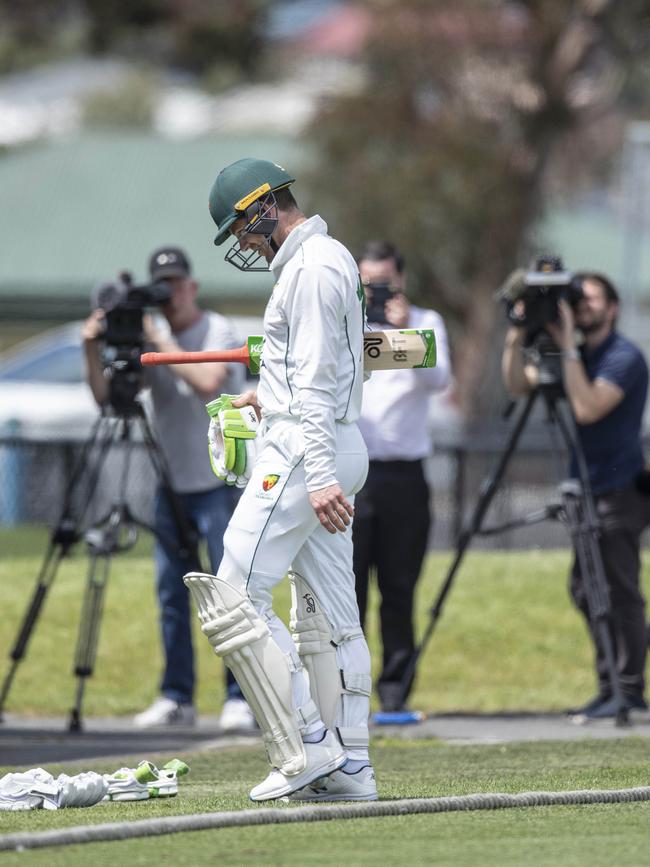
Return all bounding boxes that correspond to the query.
[216,417,370,751]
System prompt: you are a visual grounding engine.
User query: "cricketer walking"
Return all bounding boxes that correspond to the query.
[183,158,377,802]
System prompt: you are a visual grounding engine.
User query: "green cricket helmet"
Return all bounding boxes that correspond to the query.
[208,158,295,271]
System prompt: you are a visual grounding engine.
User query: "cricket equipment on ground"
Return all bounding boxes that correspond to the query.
[249,729,346,802]
[208,158,295,270]
[103,762,159,802]
[206,394,259,488]
[0,769,107,810]
[285,763,378,802]
[102,759,189,801]
[141,329,437,374]
[0,769,58,811]
[56,773,108,808]
[290,571,372,758]
[147,759,190,798]
[219,697,258,733]
[183,571,320,776]
[133,696,196,728]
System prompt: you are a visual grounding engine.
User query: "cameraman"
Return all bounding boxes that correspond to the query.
[502,271,650,721]
[353,240,452,712]
[82,245,255,732]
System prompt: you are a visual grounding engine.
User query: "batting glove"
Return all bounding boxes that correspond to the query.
[206,394,259,488]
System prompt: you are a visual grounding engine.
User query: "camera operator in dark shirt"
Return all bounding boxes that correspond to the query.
[502,271,650,721]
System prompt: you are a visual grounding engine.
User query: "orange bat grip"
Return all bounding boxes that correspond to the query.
[140,346,251,367]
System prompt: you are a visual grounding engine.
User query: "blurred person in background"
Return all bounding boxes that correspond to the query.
[502,271,650,721]
[354,240,452,712]
[82,245,255,732]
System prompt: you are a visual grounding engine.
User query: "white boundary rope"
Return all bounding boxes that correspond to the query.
[2,786,650,851]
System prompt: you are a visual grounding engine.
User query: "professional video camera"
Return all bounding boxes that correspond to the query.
[94,271,171,414]
[365,281,396,324]
[499,255,584,341]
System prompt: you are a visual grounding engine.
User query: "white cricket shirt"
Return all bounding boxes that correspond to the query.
[257,215,365,491]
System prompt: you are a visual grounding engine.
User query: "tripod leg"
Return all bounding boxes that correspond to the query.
[560,486,627,725]
[68,550,111,733]
[553,401,628,726]
[396,390,540,707]
[0,542,68,720]
[0,415,123,722]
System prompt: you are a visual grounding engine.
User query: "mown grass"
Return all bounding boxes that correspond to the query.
[2,526,650,716]
[2,528,650,865]
[2,738,650,865]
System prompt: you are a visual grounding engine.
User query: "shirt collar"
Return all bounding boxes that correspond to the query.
[270,215,328,278]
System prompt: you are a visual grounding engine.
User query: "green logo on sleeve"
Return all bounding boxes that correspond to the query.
[356,275,367,319]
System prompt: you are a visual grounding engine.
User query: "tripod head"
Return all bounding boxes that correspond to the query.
[524,332,565,402]
[95,271,172,417]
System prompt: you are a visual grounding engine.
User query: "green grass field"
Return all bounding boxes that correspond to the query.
[2,527,650,865]
[5,526,647,716]
[2,739,650,865]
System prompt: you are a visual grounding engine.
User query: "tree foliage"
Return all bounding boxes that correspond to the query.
[302,0,650,416]
[0,0,271,84]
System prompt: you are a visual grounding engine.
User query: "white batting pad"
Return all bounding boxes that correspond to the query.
[183,571,307,776]
[289,571,341,730]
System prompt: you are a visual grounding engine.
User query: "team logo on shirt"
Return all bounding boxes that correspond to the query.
[262,474,280,491]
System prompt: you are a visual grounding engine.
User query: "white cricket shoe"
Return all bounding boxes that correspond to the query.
[249,729,346,802]
[219,697,258,733]
[133,697,196,728]
[286,764,378,802]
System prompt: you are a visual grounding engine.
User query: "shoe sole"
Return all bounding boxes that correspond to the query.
[287,791,378,802]
[104,791,150,802]
[249,753,347,802]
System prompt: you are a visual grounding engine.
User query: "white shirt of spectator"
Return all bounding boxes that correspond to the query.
[358,306,451,461]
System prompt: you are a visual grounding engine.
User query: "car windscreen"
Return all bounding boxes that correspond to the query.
[0,344,84,384]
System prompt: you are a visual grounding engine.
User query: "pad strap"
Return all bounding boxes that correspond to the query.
[336,726,370,749]
[341,671,372,696]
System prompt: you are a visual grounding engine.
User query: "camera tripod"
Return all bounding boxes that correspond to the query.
[0,401,202,732]
[398,381,630,725]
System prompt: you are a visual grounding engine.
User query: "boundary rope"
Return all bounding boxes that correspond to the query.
[2,785,650,851]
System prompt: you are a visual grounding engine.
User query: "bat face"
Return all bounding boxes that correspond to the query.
[363,329,436,371]
[248,330,436,374]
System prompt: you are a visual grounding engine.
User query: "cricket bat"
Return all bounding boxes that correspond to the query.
[140,329,436,374]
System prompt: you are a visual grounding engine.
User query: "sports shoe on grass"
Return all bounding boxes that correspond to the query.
[249,729,346,802]
[219,697,257,733]
[133,696,196,728]
[286,763,378,802]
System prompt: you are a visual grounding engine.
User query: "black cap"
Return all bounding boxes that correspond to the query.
[148,246,192,281]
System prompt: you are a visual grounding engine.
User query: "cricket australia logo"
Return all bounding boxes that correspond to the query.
[262,474,280,492]
[303,593,316,614]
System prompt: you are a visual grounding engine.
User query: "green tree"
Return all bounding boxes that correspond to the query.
[303,0,650,416]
